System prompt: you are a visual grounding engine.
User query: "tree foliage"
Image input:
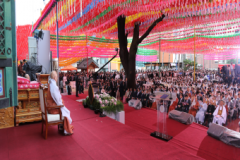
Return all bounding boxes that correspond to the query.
[226,59,236,64]
[183,59,198,71]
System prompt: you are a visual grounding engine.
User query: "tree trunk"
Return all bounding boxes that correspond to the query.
[117,14,165,89]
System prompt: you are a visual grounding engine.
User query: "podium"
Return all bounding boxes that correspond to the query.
[150,92,176,141]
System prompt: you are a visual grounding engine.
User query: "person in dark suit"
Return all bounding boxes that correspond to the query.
[204,98,216,126]
[106,83,111,95]
[119,78,124,100]
[176,94,184,111]
[122,81,126,96]
[182,94,191,113]
[79,82,84,94]
[126,88,132,102]
[141,90,149,107]
[177,90,183,100]
[75,73,79,97]
[136,88,142,100]
[110,78,116,97]
[125,78,128,90]
[131,88,137,99]
[23,59,27,71]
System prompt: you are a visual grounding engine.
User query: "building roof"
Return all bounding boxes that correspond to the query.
[61,65,77,71]
[77,58,99,69]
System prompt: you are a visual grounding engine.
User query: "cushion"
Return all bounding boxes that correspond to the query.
[17,76,30,84]
[18,84,29,89]
[43,114,62,122]
[28,81,40,89]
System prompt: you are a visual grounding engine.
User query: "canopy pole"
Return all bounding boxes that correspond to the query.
[194,25,196,81]
[86,35,88,77]
[178,54,180,70]
[159,37,161,77]
[56,1,59,86]
[203,55,205,70]
[237,53,238,64]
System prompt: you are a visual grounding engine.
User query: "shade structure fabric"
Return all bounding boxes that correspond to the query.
[31,0,240,62]
[17,25,32,60]
[61,65,77,71]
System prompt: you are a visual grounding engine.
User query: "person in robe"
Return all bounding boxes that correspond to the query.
[47,71,73,135]
[188,93,199,117]
[168,97,179,113]
[196,98,208,124]
[213,100,227,126]
[18,61,25,77]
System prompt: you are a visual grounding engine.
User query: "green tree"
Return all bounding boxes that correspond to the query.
[226,59,236,64]
[183,59,198,71]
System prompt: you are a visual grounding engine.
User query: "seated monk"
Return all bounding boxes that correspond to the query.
[47,71,73,135]
[168,98,179,114]
[213,100,227,126]
[188,94,199,117]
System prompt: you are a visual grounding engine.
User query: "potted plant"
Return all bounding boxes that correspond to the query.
[83,99,87,108]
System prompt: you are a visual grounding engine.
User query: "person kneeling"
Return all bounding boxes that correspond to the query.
[213,100,227,126]
[47,71,74,135]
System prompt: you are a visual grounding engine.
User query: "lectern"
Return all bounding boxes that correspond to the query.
[150,92,176,141]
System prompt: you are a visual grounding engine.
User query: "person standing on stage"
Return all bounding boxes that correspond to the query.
[23,59,27,71]
[18,61,25,77]
[75,73,79,97]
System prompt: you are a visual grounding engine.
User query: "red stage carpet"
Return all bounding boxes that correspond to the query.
[124,104,240,160]
[0,95,203,160]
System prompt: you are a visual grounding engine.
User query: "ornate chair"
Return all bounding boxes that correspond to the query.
[41,87,64,139]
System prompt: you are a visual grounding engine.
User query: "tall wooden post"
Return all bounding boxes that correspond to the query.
[56,1,59,86]
[178,54,180,70]
[86,35,88,77]
[159,37,161,77]
[194,26,196,81]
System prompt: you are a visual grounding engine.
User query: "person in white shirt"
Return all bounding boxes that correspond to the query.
[213,100,227,126]
[196,98,208,124]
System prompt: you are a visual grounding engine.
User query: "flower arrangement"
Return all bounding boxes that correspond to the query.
[84,93,124,114]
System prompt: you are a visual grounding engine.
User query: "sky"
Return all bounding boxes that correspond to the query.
[16,0,50,26]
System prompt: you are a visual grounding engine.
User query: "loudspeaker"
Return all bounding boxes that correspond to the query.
[169,110,195,125]
[208,123,240,148]
[207,123,227,140]
[221,129,240,148]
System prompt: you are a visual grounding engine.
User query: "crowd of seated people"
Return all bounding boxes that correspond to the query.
[58,67,240,128]
[90,69,240,128]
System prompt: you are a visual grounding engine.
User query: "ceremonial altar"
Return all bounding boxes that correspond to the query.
[16,76,42,126]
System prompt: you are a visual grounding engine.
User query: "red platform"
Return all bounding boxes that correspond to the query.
[0,94,239,160]
[124,104,240,160]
